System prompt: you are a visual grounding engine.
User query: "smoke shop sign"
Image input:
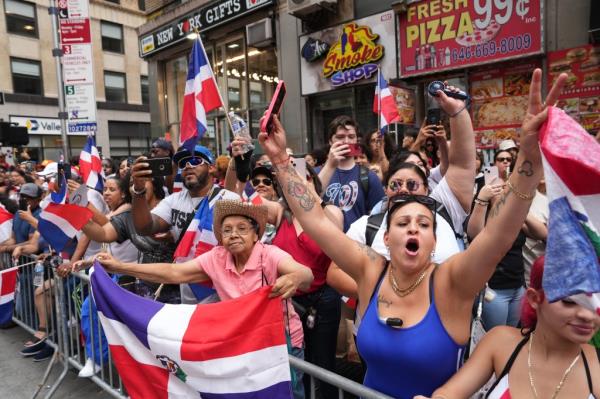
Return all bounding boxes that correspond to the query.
[323,23,384,87]
[139,0,274,57]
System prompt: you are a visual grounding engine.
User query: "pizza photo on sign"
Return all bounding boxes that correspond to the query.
[473,96,528,128]
[455,21,501,47]
[471,78,502,100]
[551,72,578,89]
[504,74,531,96]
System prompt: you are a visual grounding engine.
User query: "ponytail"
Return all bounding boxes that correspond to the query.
[520,256,545,330]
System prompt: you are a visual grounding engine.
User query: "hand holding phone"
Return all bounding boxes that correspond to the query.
[145,157,173,177]
[483,166,499,185]
[260,81,286,135]
[426,108,441,126]
[347,143,363,158]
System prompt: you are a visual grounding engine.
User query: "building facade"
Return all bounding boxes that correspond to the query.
[0,0,151,160]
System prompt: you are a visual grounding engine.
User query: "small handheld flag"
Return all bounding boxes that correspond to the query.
[373,70,400,132]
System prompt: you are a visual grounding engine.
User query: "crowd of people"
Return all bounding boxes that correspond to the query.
[0,68,598,398]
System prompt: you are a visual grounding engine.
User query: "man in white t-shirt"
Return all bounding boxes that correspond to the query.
[131,145,239,303]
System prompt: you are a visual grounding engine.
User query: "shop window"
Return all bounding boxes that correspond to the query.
[11,57,42,95]
[137,0,145,11]
[141,75,149,105]
[5,0,37,37]
[104,71,127,103]
[101,21,123,53]
[354,0,396,19]
[108,121,151,156]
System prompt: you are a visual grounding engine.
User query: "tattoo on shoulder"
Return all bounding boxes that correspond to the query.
[488,191,508,219]
[517,160,534,177]
[286,180,315,211]
[378,295,392,308]
[357,242,380,262]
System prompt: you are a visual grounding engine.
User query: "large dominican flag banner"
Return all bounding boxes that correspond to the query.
[373,70,400,132]
[38,203,93,252]
[540,106,600,313]
[91,262,293,399]
[0,205,13,244]
[79,135,104,191]
[180,38,223,151]
[0,266,18,325]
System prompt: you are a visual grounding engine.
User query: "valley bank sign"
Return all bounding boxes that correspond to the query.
[9,116,62,135]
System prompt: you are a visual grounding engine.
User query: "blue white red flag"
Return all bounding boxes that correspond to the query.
[540,106,600,314]
[79,135,104,191]
[91,262,293,399]
[0,266,18,325]
[0,205,13,244]
[38,203,92,252]
[180,38,223,151]
[373,71,400,132]
[51,172,67,204]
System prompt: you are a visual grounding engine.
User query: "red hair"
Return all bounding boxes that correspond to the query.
[521,256,546,329]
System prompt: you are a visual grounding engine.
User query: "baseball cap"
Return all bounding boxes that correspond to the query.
[250,165,273,180]
[498,139,518,151]
[20,183,43,198]
[151,138,174,155]
[173,145,215,167]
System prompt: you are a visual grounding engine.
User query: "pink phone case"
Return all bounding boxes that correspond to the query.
[260,81,286,134]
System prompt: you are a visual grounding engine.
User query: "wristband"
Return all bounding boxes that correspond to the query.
[506,179,534,200]
[449,105,467,118]
[130,186,147,196]
[474,198,489,206]
[272,155,290,167]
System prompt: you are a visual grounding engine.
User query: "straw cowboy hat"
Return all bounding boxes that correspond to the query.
[213,200,268,244]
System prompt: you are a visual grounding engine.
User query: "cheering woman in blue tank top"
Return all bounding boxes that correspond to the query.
[259,68,568,398]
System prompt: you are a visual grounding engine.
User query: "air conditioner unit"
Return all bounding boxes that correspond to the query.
[246,18,273,48]
[288,0,337,17]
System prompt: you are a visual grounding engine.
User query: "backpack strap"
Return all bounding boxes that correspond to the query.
[365,212,386,247]
[359,166,370,194]
[436,202,462,240]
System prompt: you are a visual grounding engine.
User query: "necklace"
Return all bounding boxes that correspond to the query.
[527,332,581,399]
[388,264,430,298]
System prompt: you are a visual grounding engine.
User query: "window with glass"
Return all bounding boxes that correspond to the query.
[101,21,123,53]
[5,0,37,37]
[108,121,151,157]
[11,57,42,95]
[104,71,127,103]
[140,75,149,105]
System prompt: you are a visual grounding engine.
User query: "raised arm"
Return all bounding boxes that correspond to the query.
[259,116,381,282]
[130,157,170,235]
[447,69,567,300]
[432,87,476,212]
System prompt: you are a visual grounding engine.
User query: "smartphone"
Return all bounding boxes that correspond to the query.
[483,166,499,185]
[260,81,286,134]
[290,157,307,180]
[146,157,173,177]
[426,108,441,126]
[347,143,363,157]
[57,162,71,181]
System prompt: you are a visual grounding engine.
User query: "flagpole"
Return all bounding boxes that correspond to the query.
[377,67,382,135]
[194,29,235,155]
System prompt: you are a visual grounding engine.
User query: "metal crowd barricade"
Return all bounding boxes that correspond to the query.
[9,255,392,399]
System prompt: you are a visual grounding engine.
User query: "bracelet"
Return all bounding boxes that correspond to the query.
[506,179,534,200]
[130,186,147,196]
[474,198,489,206]
[272,155,290,167]
[449,104,467,118]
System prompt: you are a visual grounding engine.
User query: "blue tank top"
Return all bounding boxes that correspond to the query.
[356,265,465,398]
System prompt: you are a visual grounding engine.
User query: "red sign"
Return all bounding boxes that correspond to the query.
[59,19,91,44]
[398,0,542,77]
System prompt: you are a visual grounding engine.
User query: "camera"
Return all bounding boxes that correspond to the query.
[427,81,469,100]
[43,255,63,269]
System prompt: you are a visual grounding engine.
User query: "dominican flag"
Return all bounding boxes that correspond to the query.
[242,190,263,205]
[0,205,13,244]
[373,70,400,132]
[0,266,18,325]
[50,172,67,204]
[540,106,600,314]
[38,202,93,252]
[79,135,104,191]
[173,170,184,193]
[91,262,293,399]
[180,37,223,151]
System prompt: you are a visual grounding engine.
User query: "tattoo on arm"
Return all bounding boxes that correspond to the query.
[488,191,508,219]
[517,160,534,177]
[356,242,380,263]
[286,180,315,211]
[378,295,392,308]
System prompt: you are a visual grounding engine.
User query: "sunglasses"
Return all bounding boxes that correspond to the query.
[388,194,437,214]
[496,157,512,163]
[251,178,272,187]
[388,179,421,193]
[177,156,208,169]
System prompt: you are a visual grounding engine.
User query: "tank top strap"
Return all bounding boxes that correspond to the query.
[368,261,390,304]
[485,334,531,398]
[582,350,594,394]
[428,264,438,303]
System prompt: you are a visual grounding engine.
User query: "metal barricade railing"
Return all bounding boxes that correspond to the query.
[9,255,392,399]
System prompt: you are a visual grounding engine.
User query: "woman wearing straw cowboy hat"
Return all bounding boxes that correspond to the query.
[74,200,313,399]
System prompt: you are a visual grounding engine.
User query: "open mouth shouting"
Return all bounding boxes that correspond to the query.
[405,238,420,257]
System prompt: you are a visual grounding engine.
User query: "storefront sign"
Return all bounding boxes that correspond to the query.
[398,0,543,77]
[469,61,540,149]
[548,45,600,135]
[139,0,275,57]
[299,11,396,95]
[9,116,62,135]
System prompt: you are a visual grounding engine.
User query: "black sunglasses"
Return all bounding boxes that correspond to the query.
[251,178,272,187]
[496,157,512,163]
[388,194,437,214]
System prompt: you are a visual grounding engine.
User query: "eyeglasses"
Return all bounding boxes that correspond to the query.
[496,157,512,163]
[388,194,437,214]
[251,178,272,187]
[388,179,421,193]
[177,156,208,169]
[222,223,254,238]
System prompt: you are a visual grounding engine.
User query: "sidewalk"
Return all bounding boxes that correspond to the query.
[0,325,113,399]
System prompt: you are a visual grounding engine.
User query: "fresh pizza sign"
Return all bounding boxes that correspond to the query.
[398,0,543,77]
